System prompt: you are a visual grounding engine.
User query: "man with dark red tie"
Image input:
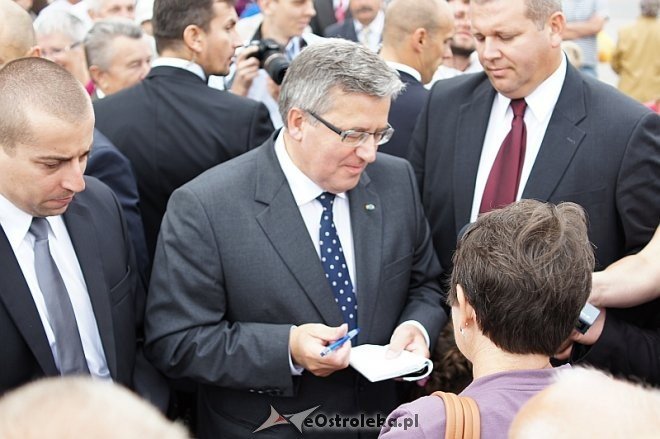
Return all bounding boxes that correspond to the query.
[410,0,659,383]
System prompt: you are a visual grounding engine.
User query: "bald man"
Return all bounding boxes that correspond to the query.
[378,0,454,158]
[0,0,40,67]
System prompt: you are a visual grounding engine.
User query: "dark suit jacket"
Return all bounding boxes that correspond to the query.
[410,64,660,384]
[93,66,274,258]
[0,177,163,401]
[324,18,358,42]
[87,129,150,284]
[380,70,428,159]
[310,0,351,36]
[145,134,446,438]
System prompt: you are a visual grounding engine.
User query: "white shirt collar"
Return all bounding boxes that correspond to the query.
[0,193,65,249]
[274,130,347,206]
[386,61,421,83]
[492,54,566,122]
[151,57,207,82]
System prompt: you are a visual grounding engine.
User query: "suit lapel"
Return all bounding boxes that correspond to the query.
[453,78,496,233]
[523,65,587,200]
[255,139,344,326]
[0,227,58,375]
[63,199,118,379]
[347,172,382,342]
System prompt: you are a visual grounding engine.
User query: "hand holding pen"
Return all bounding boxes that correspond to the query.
[289,323,353,377]
[320,328,360,357]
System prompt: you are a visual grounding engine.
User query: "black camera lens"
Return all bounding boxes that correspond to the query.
[245,38,290,85]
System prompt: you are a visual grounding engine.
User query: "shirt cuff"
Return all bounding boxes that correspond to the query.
[399,320,430,348]
[289,326,304,375]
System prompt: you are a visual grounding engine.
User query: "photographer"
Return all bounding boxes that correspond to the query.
[222,0,324,127]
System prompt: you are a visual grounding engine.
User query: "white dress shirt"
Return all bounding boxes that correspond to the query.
[151,57,207,81]
[386,61,422,83]
[470,55,567,222]
[354,10,384,53]
[0,194,110,379]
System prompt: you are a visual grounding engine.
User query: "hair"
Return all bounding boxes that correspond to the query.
[510,367,660,438]
[382,0,451,46]
[0,58,92,151]
[0,0,36,65]
[33,9,88,43]
[278,39,403,127]
[87,0,136,13]
[0,377,190,439]
[471,0,561,29]
[641,0,660,17]
[152,0,234,53]
[84,19,145,70]
[448,199,594,356]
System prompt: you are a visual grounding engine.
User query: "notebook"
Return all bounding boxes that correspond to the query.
[349,344,434,383]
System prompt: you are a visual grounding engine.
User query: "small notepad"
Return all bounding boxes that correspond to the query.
[349,344,433,382]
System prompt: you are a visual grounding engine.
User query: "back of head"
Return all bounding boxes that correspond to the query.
[641,0,660,17]
[153,0,231,53]
[382,0,450,47]
[84,18,145,70]
[0,0,37,67]
[510,367,660,438]
[278,39,402,127]
[449,200,594,356]
[0,377,189,439]
[0,58,92,151]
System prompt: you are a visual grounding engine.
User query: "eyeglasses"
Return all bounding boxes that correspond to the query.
[41,41,82,59]
[307,111,394,147]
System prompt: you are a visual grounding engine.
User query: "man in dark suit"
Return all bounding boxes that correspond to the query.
[0,58,165,408]
[310,0,350,35]
[145,40,446,438]
[325,0,384,52]
[94,0,274,259]
[378,0,453,158]
[410,0,659,383]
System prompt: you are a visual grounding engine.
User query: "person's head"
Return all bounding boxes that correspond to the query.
[88,0,136,21]
[0,377,189,438]
[257,0,316,44]
[447,0,475,57]
[641,0,660,17]
[448,200,594,359]
[279,39,402,194]
[470,0,564,99]
[153,0,240,76]
[85,19,153,95]
[510,368,660,438]
[349,0,382,26]
[34,9,89,84]
[0,0,40,67]
[135,0,154,34]
[0,58,94,217]
[381,0,454,84]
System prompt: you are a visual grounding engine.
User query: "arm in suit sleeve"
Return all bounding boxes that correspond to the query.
[407,87,432,195]
[395,162,447,348]
[246,102,275,150]
[144,186,295,396]
[615,111,660,256]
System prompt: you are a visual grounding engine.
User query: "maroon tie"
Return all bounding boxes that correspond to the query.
[479,98,527,214]
[335,0,345,22]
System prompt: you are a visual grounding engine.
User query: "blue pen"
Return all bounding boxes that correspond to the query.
[320,328,360,357]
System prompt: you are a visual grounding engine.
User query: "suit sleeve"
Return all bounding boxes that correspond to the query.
[144,186,295,395]
[407,85,433,195]
[396,162,447,348]
[247,102,275,151]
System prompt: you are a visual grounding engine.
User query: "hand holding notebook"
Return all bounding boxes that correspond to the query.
[349,344,433,382]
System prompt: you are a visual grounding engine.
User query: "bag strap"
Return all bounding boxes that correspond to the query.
[432,391,481,439]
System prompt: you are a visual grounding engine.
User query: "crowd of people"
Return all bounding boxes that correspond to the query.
[0,0,658,438]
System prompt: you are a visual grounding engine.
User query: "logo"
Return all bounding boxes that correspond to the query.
[253,405,321,433]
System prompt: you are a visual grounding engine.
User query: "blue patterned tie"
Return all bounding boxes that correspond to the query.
[317,193,358,338]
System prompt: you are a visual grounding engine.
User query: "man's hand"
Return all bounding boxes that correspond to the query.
[290,323,351,377]
[386,323,430,359]
[554,308,607,360]
[229,45,261,96]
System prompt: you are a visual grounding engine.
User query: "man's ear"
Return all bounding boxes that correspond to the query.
[182,24,204,53]
[548,11,566,48]
[286,107,306,141]
[88,65,105,88]
[411,27,427,53]
[26,46,41,58]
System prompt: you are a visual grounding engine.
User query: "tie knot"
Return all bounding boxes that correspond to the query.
[510,98,527,118]
[30,217,50,241]
[317,192,336,211]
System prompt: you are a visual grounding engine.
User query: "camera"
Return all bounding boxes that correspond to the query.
[245,38,290,85]
[575,303,601,334]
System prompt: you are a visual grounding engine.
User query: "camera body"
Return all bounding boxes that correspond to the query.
[245,38,290,85]
[575,302,601,334]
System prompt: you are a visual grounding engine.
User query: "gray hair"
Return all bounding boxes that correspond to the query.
[84,19,144,70]
[641,0,660,17]
[33,9,88,42]
[87,0,136,13]
[472,0,561,29]
[278,39,403,127]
